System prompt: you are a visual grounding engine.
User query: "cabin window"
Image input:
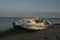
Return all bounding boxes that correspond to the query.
[35,20,40,23]
[27,21,31,23]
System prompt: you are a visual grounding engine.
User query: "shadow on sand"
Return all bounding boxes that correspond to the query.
[0,27,38,38]
[0,24,60,38]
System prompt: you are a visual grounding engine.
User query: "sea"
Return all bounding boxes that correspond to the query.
[0,17,60,32]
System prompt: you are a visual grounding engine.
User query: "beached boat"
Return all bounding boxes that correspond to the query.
[13,17,52,30]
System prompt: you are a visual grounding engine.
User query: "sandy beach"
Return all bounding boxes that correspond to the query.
[0,24,60,40]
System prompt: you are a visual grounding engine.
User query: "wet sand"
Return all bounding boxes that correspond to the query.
[0,24,60,40]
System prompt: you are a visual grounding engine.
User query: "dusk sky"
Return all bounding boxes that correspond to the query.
[0,0,60,18]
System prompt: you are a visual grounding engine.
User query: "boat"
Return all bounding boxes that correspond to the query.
[13,17,52,30]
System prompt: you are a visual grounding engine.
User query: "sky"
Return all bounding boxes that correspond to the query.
[0,0,60,18]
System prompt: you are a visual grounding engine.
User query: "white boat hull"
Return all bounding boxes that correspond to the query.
[13,17,52,30]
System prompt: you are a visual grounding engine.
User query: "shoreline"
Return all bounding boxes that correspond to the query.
[0,24,60,40]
